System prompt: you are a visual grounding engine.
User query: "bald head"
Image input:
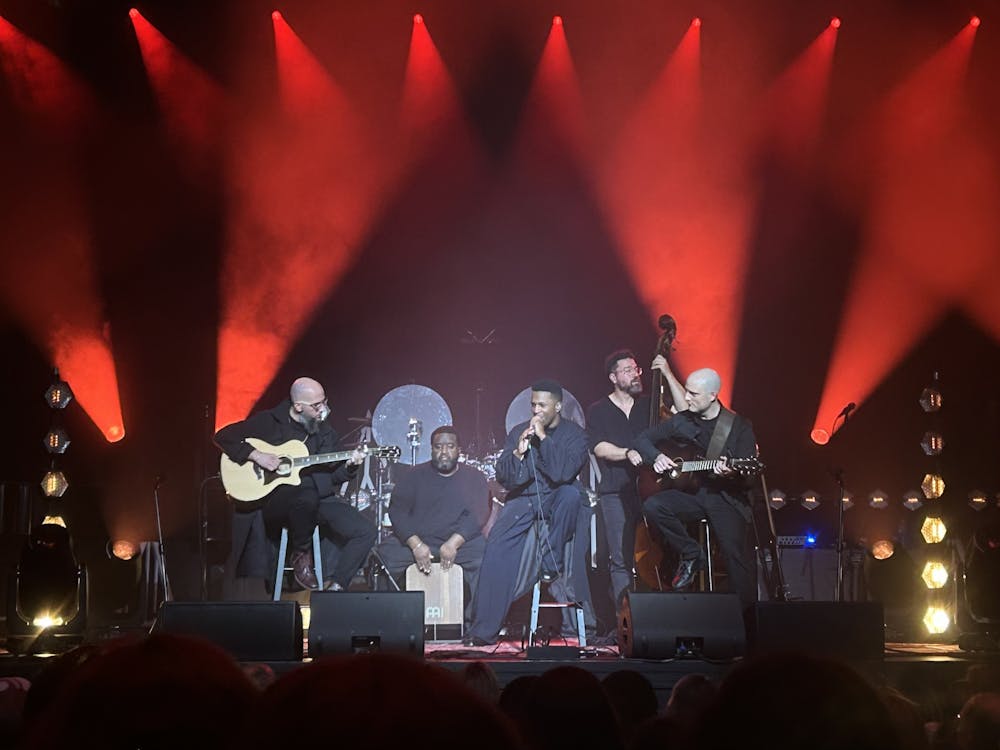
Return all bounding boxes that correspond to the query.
[682,368,722,418]
[686,368,721,395]
[290,377,324,404]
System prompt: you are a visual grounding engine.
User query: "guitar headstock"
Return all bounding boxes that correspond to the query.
[729,457,764,476]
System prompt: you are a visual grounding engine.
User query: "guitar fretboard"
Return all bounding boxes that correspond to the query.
[293,451,352,468]
[680,460,718,473]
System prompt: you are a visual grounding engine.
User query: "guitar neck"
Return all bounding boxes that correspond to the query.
[680,459,719,474]
[292,450,355,469]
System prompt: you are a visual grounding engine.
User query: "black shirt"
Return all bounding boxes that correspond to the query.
[495,419,589,498]
[586,394,651,495]
[633,408,756,496]
[389,463,490,546]
[213,399,357,500]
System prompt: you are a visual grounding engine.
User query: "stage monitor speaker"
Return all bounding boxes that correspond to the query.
[155,601,302,661]
[309,591,424,657]
[746,601,884,660]
[618,592,746,660]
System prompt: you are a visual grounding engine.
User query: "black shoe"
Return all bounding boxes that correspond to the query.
[462,635,494,647]
[671,557,703,590]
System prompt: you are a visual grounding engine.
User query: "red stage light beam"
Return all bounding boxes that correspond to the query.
[0,20,123,441]
[217,13,390,430]
[130,9,226,163]
[0,15,95,135]
[815,22,992,437]
[758,19,838,171]
[597,22,750,401]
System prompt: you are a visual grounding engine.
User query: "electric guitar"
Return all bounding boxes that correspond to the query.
[220,438,401,502]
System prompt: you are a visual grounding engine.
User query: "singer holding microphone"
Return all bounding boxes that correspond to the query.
[214,376,376,592]
[464,379,589,646]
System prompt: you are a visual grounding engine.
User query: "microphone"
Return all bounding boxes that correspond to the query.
[837,402,857,419]
[153,474,166,490]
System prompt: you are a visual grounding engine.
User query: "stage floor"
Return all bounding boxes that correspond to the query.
[4,637,999,709]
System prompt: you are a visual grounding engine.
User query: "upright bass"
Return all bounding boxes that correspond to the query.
[632,314,677,590]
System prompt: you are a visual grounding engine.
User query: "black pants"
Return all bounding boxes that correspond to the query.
[262,481,376,589]
[643,488,756,609]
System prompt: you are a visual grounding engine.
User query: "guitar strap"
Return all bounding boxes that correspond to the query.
[705,407,735,460]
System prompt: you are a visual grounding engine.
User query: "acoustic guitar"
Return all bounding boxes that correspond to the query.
[220,438,400,502]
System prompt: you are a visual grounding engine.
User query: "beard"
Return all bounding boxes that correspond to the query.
[301,414,322,435]
[432,455,459,474]
[625,378,643,395]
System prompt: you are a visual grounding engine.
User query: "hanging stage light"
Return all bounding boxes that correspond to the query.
[800,490,820,511]
[923,606,951,635]
[921,561,950,589]
[921,474,945,500]
[44,375,73,410]
[43,427,71,455]
[840,492,854,511]
[767,489,786,510]
[40,470,69,498]
[869,490,889,510]
[968,490,989,511]
[921,516,947,544]
[920,431,944,456]
[903,491,924,512]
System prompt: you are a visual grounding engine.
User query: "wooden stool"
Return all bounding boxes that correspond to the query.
[405,562,464,641]
[273,526,323,600]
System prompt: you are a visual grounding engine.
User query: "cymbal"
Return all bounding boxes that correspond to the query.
[504,386,586,435]
[372,384,452,466]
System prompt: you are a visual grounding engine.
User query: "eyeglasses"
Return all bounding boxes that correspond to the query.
[616,365,642,376]
[296,397,328,411]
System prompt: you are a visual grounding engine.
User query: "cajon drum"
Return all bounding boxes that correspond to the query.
[405,562,464,641]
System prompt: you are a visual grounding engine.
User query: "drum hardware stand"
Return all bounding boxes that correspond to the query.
[406,418,422,466]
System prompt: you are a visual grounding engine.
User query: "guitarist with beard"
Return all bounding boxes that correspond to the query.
[633,367,759,610]
[214,377,376,591]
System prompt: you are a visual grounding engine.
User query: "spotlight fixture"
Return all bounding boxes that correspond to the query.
[902,491,924,512]
[767,489,787,510]
[921,473,945,500]
[921,561,949,589]
[43,427,71,455]
[970,16,981,28]
[800,490,820,511]
[968,490,989,511]
[920,516,947,544]
[109,540,140,561]
[830,17,841,29]
[840,492,854,511]
[40,471,69,498]
[920,431,944,456]
[919,374,942,413]
[45,377,73,410]
[810,428,830,446]
[871,539,895,560]
[923,606,951,635]
[868,490,889,509]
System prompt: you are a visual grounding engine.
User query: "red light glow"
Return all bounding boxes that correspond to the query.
[553,16,563,26]
[272,10,282,22]
[414,13,423,24]
[970,16,980,28]
[810,429,830,446]
[129,8,140,19]
[831,17,841,29]
[692,18,702,28]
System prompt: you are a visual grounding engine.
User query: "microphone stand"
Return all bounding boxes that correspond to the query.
[833,465,847,602]
[830,404,853,602]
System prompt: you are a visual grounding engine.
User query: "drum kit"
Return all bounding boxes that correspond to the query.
[343,382,588,541]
